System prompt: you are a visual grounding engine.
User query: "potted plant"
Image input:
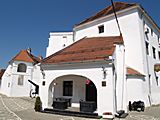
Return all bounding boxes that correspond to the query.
[34,96,42,112]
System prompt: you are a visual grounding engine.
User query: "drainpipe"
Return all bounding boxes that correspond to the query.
[112,57,117,115]
[121,46,125,110]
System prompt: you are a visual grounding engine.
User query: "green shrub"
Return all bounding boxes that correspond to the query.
[34,96,42,112]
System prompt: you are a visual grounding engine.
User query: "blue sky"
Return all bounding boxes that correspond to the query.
[0,0,159,68]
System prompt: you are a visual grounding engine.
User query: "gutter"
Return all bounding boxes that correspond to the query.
[41,59,113,68]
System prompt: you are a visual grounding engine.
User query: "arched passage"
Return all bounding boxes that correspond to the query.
[48,74,97,110]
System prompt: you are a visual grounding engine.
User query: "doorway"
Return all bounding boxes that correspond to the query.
[86,80,97,105]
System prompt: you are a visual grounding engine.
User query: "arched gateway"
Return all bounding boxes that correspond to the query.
[48,75,97,111]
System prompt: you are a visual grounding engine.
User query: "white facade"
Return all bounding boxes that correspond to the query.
[0,58,41,97]
[46,32,73,57]
[0,2,159,118]
[39,3,160,117]
[73,6,160,106]
[40,44,125,115]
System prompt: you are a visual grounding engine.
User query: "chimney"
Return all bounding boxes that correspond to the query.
[27,47,32,54]
[38,55,43,60]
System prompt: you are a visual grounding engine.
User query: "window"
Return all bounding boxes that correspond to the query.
[63,36,67,38]
[17,63,27,72]
[18,75,24,85]
[98,25,104,33]
[158,36,160,44]
[156,76,159,86]
[152,47,156,59]
[63,81,73,96]
[158,51,160,60]
[8,83,10,87]
[145,42,149,55]
[42,81,45,86]
[151,29,153,36]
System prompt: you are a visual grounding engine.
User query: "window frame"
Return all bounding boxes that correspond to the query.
[63,81,73,96]
[156,76,159,86]
[98,25,104,34]
[152,47,156,59]
[18,75,24,86]
[17,63,27,73]
[145,41,149,55]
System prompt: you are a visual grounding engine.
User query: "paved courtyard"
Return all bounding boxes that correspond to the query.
[0,93,160,120]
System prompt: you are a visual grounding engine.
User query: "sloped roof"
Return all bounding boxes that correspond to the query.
[75,2,136,26]
[0,69,5,79]
[42,36,123,65]
[11,50,40,64]
[127,67,145,76]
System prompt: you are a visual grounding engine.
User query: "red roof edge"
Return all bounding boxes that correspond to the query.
[0,69,5,79]
[10,49,41,64]
[127,67,145,77]
[74,2,137,27]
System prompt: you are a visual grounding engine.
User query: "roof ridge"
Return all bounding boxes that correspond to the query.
[75,2,136,27]
[10,49,40,64]
[26,50,40,63]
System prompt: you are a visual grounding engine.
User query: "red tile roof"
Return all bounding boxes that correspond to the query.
[42,36,123,64]
[11,50,40,64]
[127,67,144,76]
[75,2,136,27]
[0,69,5,79]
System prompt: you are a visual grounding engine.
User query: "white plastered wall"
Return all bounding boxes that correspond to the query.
[40,62,114,115]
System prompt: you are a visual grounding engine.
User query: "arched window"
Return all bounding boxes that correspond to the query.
[17,63,27,72]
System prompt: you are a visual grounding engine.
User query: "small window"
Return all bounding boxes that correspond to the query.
[152,47,156,59]
[42,81,45,86]
[18,75,24,85]
[145,42,149,55]
[17,63,27,72]
[8,83,10,87]
[63,81,73,96]
[151,29,153,36]
[63,36,67,38]
[98,25,104,33]
[156,76,159,86]
[149,74,152,86]
[158,36,160,44]
[158,51,160,60]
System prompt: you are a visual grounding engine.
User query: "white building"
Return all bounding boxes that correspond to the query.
[0,1,159,118]
[46,32,73,57]
[39,2,160,117]
[0,49,41,97]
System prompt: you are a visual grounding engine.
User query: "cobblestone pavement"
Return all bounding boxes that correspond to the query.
[0,95,21,120]
[1,93,160,120]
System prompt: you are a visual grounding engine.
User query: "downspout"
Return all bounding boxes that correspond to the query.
[112,57,117,115]
[121,45,125,110]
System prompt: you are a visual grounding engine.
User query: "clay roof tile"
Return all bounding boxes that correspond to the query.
[42,36,123,64]
[75,2,136,26]
[127,67,145,76]
[11,50,40,64]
